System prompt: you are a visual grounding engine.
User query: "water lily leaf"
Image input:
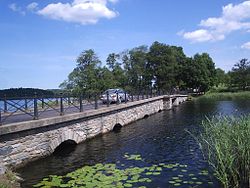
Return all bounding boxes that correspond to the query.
[196,182,202,185]
[173,183,181,186]
[124,183,133,187]
[172,177,179,180]
[175,179,182,183]
[169,180,175,184]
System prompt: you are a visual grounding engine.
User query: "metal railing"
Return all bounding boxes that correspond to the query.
[0,90,170,125]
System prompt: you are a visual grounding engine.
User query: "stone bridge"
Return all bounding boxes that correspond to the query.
[0,95,188,174]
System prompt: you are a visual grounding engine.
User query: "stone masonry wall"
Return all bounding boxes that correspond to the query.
[0,99,164,171]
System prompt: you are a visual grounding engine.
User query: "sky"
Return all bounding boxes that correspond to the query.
[0,0,250,89]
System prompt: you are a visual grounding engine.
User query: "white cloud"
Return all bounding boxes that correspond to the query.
[182,29,225,43]
[9,3,25,15]
[37,0,118,25]
[27,2,39,12]
[241,41,250,49]
[180,1,250,43]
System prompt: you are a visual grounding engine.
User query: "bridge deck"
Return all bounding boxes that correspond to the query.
[0,95,187,136]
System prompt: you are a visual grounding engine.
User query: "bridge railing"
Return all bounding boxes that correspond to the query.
[0,90,172,125]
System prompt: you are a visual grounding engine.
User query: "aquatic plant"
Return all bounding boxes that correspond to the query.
[198,116,250,188]
[33,154,213,188]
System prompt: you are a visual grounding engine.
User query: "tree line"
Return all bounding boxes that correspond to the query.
[213,58,250,92]
[0,88,54,98]
[60,41,219,95]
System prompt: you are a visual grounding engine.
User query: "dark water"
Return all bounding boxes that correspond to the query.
[17,100,250,188]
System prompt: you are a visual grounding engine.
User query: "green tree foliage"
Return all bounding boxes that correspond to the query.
[181,53,216,92]
[193,53,216,91]
[60,42,218,95]
[122,46,150,92]
[106,53,126,89]
[60,49,102,96]
[229,58,250,90]
[147,42,188,92]
[214,68,227,87]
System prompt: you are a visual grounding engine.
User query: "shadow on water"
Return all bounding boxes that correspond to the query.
[17,100,250,188]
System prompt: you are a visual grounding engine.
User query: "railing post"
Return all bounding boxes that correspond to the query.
[79,95,83,112]
[125,91,127,103]
[106,91,110,107]
[56,98,59,106]
[95,94,98,109]
[146,90,149,99]
[116,92,119,105]
[68,97,71,105]
[131,93,134,102]
[24,96,28,111]
[150,89,153,98]
[33,93,38,120]
[142,91,144,100]
[137,91,140,101]
[60,95,64,115]
[0,109,2,126]
[4,95,7,113]
[41,97,44,109]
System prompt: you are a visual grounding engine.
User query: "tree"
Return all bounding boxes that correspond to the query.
[122,46,150,92]
[147,42,186,91]
[60,49,102,95]
[230,58,250,90]
[214,68,227,87]
[106,53,126,89]
[181,53,216,92]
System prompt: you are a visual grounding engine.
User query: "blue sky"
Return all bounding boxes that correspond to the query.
[1,0,250,89]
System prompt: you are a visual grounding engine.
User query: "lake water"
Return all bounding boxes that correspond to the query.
[17,100,250,188]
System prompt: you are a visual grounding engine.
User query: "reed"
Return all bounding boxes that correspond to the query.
[198,116,250,188]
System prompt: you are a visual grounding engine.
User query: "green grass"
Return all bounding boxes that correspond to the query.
[198,116,250,188]
[197,91,250,101]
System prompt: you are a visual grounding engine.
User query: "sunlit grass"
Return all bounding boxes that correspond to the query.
[198,116,250,188]
[198,91,250,101]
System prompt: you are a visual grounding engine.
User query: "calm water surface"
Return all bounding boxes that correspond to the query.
[18,100,250,188]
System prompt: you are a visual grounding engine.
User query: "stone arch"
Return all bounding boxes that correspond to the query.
[49,129,82,153]
[143,114,149,119]
[53,139,77,156]
[113,123,123,132]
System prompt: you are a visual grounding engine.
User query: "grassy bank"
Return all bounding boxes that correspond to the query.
[0,170,20,188]
[197,91,250,101]
[198,115,250,188]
